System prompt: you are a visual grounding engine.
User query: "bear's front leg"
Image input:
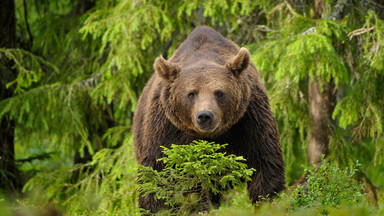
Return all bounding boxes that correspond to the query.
[247,165,285,203]
[138,192,167,215]
[138,156,168,214]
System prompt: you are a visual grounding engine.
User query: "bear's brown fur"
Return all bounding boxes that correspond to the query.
[133,26,285,213]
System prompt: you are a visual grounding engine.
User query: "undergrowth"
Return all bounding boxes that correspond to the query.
[1,142,382,216]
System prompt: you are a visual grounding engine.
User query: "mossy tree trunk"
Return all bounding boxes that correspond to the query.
[308,77,336,164]
[307,0,336,164]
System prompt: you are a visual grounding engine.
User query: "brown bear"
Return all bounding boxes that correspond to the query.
[133,26,285,212]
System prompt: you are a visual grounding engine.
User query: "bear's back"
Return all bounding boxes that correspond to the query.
[169,26,239,67]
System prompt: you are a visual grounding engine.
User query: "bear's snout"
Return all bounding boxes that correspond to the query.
[194,110,220,134]
[196,111,213,125]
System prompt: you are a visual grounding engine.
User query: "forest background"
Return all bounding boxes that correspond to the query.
[1,0,384,215]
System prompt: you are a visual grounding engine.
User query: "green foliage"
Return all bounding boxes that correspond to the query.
[1,0,104,160]
[21,132,139,215]
[332,11,384,164]
[291,156,365,213]
[139,140,255,215]
[209,186,257,216]
[248,10,350,182]
[210,159,374,216]
[0,48,58,94]
[1,0,384,215]
[252,16,349,86]
[79,0,263,115]
[1,0,268,214]
[246,1,384,183]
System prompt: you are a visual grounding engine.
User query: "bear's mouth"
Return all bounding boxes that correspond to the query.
[195,123,220,135]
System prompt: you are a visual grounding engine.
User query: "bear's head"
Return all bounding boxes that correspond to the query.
[155,48,252,138]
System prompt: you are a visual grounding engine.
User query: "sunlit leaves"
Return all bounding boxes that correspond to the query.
[277,33,348,86]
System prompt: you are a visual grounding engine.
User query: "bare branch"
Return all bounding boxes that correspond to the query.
[284,1,300,17]
[366,0,384,10]
[347,26,375,40]
[268,1,300,19]
[23,0,33,47]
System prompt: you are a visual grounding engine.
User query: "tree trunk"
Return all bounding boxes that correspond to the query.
[0,0,16,48]
[0,0,20,191]
[70,0,101,167]
[307,0,336,164]
[0,118,19,191]
[308,78,335,164]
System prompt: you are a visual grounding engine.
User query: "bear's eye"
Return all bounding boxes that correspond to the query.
[188,92,196,99]
[214,90,224,98]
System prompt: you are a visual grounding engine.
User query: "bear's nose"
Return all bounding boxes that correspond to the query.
[196,111,213,125]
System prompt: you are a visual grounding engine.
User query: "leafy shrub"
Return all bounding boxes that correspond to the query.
[291,156,365,213]
[139,140,255,215]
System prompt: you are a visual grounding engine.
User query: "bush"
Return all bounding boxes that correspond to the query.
[290,156,366,213]
[139,140,255,215]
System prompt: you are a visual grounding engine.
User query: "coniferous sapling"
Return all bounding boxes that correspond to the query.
[139,140,255,215]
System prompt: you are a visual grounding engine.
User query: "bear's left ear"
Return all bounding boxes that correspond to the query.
[154,55,179,82]
[226,47,250,77]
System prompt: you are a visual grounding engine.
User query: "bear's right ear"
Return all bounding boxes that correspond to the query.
[154,56,179,82]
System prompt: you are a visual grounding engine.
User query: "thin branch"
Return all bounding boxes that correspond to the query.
[268,1,300,19]
[302,27,318,35]
[352,108,368,142]
[16,151,55,163]
[256,25,274,32]
[284,1,300,17]
[366,0,384,10]
[23,0,33,47]
[347,26,375,40]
